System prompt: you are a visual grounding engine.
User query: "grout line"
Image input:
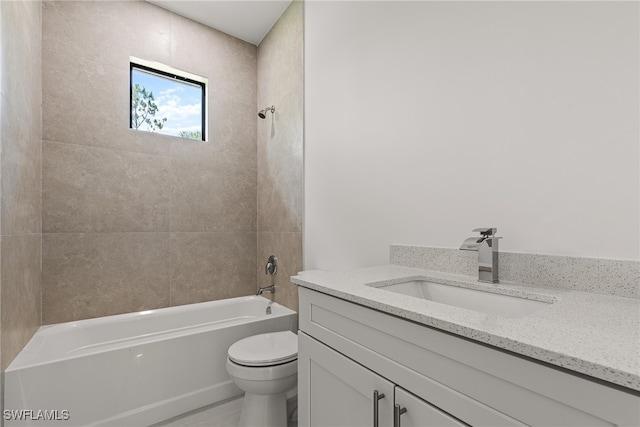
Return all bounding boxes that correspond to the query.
[41,231,171,235]
[0,232,43,237]
[40,0,44,329]
[42,139,171,159]
[169,127,173,308]
[40,230,257,235]
[41,134,44,327]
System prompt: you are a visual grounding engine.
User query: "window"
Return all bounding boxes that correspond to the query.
[130,58,207,141]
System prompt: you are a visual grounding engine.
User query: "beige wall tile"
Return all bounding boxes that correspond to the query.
[170,232,257,306]
[171,99,257,162]
[42,232,170,324]
[257,150,303,232]
[256,0,304,311]
[43,142,170,233]
[43,1,172,69]
[1,0,42,236]
[42,46,172,156]
[1,234,41,370]
[0,0,43,370]
[1,0,42,101]
[40,0,262,323]
[256,0,303,143]
[171,156,256,232]
[1,115,42,236]
[257,232,302,312]
[257,1,304,234]
[42,0,256,156]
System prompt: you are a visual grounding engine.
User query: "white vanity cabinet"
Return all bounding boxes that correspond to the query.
[300,331,470,427]
[297,287,640,427]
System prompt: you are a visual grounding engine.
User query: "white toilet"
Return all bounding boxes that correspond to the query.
[226,331,298,427]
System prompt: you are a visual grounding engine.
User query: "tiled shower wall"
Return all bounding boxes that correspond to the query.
[42,0,259,324]
[0,0,43,370]
[256,1,304,311]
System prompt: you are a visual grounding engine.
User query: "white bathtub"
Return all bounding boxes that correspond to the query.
[4,296,297,426]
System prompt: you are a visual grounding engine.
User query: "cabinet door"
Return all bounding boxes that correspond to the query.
[299,332,394,427]
[394,387,468,427]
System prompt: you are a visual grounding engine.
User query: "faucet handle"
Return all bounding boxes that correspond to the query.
[473,227,497,237]
[265,255,278,276]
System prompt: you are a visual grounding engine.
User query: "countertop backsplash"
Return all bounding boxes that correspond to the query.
[390,245,639,299]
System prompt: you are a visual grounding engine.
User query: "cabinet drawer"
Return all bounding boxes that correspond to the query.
[299,288,640,426]
[395,387,467,427]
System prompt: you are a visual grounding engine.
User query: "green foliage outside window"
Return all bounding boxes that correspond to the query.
[131,84,168,132]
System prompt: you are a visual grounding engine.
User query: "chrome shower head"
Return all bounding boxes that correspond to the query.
[258,105,275,119]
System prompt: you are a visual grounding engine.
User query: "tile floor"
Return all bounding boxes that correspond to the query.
[152,397,298,427]
[152,398,243,427]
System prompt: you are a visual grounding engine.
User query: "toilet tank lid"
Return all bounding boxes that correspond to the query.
[228,331,298,366]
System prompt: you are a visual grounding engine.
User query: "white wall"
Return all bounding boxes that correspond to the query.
[304,1,639,270]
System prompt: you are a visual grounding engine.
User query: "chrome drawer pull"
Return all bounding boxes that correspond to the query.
[373,390,385,427]
[394,404,407,427]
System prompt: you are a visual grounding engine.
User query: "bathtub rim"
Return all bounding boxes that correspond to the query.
[7,295,296,372]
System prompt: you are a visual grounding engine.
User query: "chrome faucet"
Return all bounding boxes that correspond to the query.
[460,227,502,283]
[257,255,278,296]
[257,285,275,296]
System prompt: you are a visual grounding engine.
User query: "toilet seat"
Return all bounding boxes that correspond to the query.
[228,331,297,367]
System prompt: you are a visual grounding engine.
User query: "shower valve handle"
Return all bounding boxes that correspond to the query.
[265,255,278,276]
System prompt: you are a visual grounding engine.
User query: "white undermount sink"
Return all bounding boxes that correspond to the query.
[374,280,552,318]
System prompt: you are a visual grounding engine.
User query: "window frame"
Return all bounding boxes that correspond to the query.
[129,58,207,141]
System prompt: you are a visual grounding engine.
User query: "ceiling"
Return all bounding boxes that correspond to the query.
[146,0,292,46]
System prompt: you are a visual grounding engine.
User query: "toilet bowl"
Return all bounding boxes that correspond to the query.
[226,331,298,427]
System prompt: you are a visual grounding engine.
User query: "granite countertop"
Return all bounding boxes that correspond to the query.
[291,265,640,392]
